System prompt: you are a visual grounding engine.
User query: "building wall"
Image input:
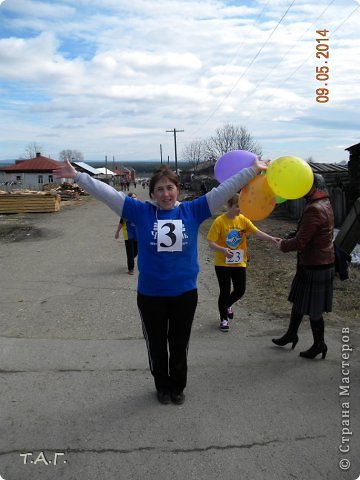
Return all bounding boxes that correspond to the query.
[348,155,360,207]
[0,171,61,191]
[285,186,348,228]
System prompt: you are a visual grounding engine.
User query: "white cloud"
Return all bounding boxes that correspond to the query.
[0,0,359,162]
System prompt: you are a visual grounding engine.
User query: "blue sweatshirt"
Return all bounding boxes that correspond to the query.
[123,195,210,296]
[74,165,258,297]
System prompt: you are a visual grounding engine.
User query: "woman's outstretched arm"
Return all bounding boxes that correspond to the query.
[205,157,267,214]
[53,160,126,217]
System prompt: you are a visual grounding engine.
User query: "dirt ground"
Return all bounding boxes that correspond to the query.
[1,195,359,334]
[200,202,360,333]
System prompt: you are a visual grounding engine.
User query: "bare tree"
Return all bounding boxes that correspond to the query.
[22,142,44,159]
[204,124,262,162]
[59,149,84,162]
[182,140,205,172]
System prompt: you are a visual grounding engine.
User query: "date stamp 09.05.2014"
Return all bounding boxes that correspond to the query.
[315,29,330,103]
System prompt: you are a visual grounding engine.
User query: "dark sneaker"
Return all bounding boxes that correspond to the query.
[171,391,185,405]
[219,319,229,332]
[226,307,234,319]
[156,389,171,404]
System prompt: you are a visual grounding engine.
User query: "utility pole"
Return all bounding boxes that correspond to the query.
[105,155,108,182]
[166,128,184,175]
[113,155,115,186]
[160,144,163,164]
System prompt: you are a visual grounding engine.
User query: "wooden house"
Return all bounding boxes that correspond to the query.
[0,153,62,191]
[345,142,360,208]
[285,162,350,227]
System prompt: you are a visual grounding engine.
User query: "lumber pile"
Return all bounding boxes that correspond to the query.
[58,189,80,201]
[43,182,88,201]
[0,190,61,213]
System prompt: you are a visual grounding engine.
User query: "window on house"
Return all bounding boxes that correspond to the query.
[16,176,22,183]
[38,175,43,184]
[48,175,53,183]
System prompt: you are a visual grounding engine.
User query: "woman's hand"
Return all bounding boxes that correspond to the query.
[208,241,233,258]
[223,247,234,259]
[254,156,270,173]
[274,238,283,249]
[53,160,77,179]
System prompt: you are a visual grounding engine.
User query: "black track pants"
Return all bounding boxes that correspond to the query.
[124,239,138,271]
[215,266,246,320]
[137,289,198,393]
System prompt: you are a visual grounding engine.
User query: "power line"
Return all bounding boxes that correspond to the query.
[216,0,272,78]
[195,0,296,135]
[236,0,337,106]
[331,3,360,34]
[251,2,360,113]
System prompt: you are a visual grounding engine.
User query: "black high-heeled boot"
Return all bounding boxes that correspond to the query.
[272,311,303,349]
[300,317,327,359]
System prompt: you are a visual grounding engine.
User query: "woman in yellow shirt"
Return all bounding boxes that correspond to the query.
[207,193,277,332]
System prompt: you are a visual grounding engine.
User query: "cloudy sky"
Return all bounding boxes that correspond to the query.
[0,0,359,164]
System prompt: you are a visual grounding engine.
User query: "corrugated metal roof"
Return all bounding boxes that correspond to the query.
[195,160,348,175]
[96,167,116,175]
[309,162,348,173]
[73,162,99,175]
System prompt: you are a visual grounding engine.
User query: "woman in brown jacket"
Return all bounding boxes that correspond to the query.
[272,174,335,359]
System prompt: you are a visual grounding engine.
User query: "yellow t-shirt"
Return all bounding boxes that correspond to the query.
[206,213,258,267]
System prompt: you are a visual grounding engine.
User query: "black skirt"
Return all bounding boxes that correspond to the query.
[288,264,335,316]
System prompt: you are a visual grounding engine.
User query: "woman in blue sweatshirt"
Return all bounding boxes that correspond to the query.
[54,159,266,405]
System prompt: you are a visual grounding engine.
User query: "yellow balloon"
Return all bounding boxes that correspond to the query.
[267,156,314,200]
[239,174,276,221]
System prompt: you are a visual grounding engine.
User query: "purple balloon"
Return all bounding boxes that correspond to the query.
[214,150,256,183]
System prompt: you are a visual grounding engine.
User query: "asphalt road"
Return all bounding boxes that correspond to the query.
[0,189,359,480]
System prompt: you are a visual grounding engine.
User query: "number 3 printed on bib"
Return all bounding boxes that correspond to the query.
[157,220,183,252]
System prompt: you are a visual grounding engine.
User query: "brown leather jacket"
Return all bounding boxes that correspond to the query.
[280,192,335,266]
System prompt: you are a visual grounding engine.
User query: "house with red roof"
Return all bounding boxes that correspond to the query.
[0,153,62,190]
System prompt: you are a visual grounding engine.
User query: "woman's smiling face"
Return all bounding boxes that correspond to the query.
[151,177,179,210]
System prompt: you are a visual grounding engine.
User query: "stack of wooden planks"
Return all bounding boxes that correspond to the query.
[0,190,61,213]
[57,189,80,201]
[43,182,87,200]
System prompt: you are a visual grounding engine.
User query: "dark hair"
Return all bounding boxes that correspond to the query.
[305,173,328,198]
[149,166,180,197]
[312,173,327,191]
[127,192,137,198]
[227,193,239,207]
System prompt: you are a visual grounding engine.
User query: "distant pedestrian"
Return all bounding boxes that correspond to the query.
[115,192,138,275]
[54,158,267,405]
[207,193,278,332]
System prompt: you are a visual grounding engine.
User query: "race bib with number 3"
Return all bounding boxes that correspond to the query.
[157,220,183,252]
[225,249,244,264]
